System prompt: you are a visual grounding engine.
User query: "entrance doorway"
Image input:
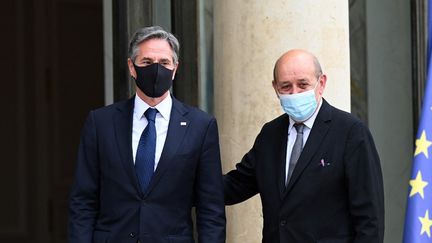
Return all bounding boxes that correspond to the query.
[0,0,104,242]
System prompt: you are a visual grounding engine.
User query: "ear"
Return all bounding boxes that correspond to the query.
[127,58,136,79]
[318,74,327,95]
[171,62,179,80]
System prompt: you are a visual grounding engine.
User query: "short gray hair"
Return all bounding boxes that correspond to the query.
[312,55,323,78]
[128,26,180,64]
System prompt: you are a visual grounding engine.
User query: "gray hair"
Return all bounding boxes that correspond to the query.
[128,26,180,64]
[312,55,323,78]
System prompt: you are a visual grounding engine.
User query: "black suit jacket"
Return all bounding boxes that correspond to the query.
[224,99,384,243]
[69,96,226,243]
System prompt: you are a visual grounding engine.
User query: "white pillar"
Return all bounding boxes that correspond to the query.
[214,1,350,242]
[103,0,113,105]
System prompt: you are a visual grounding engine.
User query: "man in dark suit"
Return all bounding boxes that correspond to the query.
[69,26,225,243]
[224,49,384,243]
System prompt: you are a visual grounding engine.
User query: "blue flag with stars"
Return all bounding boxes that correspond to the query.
[403,1,432,241]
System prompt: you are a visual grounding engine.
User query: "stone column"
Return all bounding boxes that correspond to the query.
[214,1,350,242]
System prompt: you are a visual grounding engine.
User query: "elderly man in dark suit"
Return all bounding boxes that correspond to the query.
[69,26,225,243]
[224,49,384,243]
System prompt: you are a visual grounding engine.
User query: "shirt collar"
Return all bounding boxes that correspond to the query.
[134,92,172,121]
[288,98,323,133]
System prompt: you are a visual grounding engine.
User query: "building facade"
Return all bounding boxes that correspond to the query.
[0,0,422,242]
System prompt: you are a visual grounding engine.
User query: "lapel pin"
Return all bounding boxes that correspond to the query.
[180,122,187,126]
[320,159,331,167]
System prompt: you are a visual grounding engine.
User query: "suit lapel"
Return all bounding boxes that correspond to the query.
[277,115,290,200]
[144,97,190,197]
[284,100,332,195]
[113,97,142,194]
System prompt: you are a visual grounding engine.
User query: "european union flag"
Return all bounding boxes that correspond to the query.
[403,1,432,241]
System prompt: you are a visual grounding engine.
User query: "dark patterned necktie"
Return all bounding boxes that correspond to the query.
[135,108,157,192]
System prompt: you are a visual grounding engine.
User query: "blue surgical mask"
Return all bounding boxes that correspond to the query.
[279,82,319,122]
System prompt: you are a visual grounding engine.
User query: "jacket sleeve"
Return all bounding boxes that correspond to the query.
[344,121,385,243]
[223,129,262,205]
[195,118,226,243]
[68,111,99,243]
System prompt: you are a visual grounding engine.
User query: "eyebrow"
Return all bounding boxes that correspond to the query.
[136,57,153,62]
[158,58,171,62]
[297,78,309,83]
[278,79,308,85]
[139,57,172,63]
[278,81,291,86]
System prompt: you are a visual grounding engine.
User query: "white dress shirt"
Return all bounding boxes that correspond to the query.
[285,99,323,183]
[132,93,172,171]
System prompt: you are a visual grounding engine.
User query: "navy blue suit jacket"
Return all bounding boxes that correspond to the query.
[69,96,226,243]
[224,100,384,243]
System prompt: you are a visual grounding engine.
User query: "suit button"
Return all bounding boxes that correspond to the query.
[129,232,136,238]
[280,220,287,226]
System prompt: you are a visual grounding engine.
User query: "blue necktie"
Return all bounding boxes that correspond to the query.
[135,108,158,193]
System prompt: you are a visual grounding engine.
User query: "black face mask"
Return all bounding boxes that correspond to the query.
[133,62,174,98]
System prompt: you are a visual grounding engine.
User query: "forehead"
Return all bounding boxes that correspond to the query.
[275,56,316,82]
[136,38,173,58]
[275,66,315,84]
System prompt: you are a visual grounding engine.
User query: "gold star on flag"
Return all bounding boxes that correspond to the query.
[419,210,432,237]
[415,130,432,158]
[410,171,428,198]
